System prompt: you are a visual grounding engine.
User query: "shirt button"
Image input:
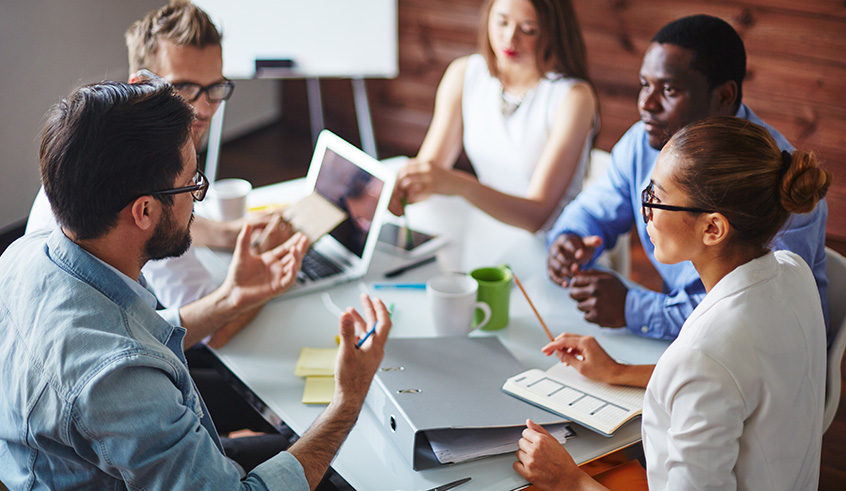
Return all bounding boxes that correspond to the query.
[641,325,649,333]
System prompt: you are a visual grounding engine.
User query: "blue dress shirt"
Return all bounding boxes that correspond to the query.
[547,105,829,341]
[0,229,308,490]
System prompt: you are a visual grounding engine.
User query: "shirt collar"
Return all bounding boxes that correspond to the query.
[734,103,749,119]
[86,253,159,311]
[685,250,778,326]
[46,229,176,341]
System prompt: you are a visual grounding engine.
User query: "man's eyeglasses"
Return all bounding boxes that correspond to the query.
[150,169,209,202]
[134,68,235,103]
[172,80,235,103]
[640,181,712,224]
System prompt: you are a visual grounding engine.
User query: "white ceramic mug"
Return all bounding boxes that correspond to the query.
[427,275,492,336]
[209,178,252,221]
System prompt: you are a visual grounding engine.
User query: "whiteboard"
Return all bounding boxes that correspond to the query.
[194,0,398,79]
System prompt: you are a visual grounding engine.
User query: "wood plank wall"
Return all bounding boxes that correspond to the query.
[285,0,846,245]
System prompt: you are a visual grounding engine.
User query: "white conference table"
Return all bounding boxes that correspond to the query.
[201,179,671,491]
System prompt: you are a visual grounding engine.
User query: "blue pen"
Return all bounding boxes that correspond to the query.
[356,321,378,349]
[372,283,426,290]
[355,303,394,348]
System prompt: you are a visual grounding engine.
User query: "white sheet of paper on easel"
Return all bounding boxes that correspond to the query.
[283,191,347,243]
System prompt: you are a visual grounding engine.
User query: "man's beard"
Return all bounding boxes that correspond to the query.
[145,208,193,262]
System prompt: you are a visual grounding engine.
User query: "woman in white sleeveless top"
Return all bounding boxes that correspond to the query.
[389,0,597,232]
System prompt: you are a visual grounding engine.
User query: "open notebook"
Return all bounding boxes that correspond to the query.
[502,362,645,437]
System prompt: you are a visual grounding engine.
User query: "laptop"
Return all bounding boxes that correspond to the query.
[280,129,395,298]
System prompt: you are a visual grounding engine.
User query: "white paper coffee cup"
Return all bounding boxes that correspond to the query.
[209,178,252,221]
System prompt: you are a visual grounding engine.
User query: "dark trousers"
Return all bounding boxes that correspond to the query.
[186,346,292,472]
[186,346,351,489]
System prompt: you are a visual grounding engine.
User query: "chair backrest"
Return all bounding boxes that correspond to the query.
[586,149,631,278]
[823,247,846,432]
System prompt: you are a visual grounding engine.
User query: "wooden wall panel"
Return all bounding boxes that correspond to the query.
[302,0,846,240]
[363,0,480,157]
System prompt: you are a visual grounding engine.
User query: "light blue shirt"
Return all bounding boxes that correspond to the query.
[547,105,830,341]
[0,229,308,490]
[90,247,184,327]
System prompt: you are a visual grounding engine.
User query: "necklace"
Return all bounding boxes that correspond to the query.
[499,86,526,117]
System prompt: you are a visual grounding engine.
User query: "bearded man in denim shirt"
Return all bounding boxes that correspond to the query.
[0,80,391,489]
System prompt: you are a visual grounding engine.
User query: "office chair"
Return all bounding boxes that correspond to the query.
[587,149,630,278]
[823,247,846,433]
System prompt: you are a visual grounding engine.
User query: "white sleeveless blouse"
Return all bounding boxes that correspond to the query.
[461,54,594,230]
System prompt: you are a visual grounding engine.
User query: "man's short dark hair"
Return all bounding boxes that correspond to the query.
[40,80,194,239]
[652,14,746,112]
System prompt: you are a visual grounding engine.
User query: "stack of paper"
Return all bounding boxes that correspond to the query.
[425,422,575,465]
[295,347,338,404]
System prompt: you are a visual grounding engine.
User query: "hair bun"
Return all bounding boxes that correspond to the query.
[779,151,831,214]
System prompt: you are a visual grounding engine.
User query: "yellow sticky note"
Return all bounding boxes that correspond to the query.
[302,376,335,404]
[294,347,338,377]
[248,202,289,213]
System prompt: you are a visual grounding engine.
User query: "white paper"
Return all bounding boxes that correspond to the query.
[283,191,347,243]
[425,422,575,465]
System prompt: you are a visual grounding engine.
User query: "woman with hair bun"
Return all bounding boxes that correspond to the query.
[514,116,830,490]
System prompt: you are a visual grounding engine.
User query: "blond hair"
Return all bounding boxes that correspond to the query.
[125,0,222,75]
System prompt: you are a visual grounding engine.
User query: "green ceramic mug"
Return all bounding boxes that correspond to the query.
[470,265,512,330]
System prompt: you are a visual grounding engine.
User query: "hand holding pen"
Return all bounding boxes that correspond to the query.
[341,293,390,350]
[334,294,392,403]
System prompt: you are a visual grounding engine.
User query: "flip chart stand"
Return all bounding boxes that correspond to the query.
[203,78,377,184]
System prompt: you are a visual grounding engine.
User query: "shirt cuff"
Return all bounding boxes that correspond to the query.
[157,307,182,328]
[246,451,309,490]
[624,288,666,339]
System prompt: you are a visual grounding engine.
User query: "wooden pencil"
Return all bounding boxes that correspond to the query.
[512,272,555,342]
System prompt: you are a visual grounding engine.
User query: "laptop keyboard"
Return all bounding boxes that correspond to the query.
[299,249,344,282]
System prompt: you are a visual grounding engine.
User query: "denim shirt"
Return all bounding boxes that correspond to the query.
[546,104,830,341]
[0,229,307,490]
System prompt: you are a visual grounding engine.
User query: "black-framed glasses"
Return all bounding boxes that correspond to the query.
[134,68,235,103]
[640,181,712,224]
[150,168,209,202]
[172,80,235,103]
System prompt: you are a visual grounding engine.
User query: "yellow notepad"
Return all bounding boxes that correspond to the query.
[302,376,335,404]
[294,347,338,377]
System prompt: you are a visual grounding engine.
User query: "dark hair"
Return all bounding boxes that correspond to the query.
[652,15,745,112]
[40,80,194,239]
[126,0,222,75]
[479,0,590,82]
[668,116,830,250]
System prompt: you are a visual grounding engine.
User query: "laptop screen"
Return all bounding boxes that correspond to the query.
[314,148,385,258]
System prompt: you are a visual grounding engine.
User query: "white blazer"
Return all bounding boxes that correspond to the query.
[642,250,826,490]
